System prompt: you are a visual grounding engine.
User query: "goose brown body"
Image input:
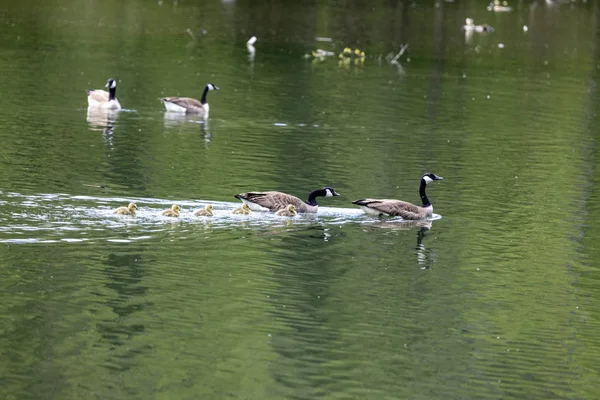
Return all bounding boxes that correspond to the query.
[352,199,431,220]
[87,90,110,103]
[161,97,206,113]
[234,187,339,213]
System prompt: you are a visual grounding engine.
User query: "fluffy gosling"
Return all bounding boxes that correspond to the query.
[232,203,251,215]
[161,204,181,217]
[114,202,137,216]
[194,204,214,217]
[275,204,297,217]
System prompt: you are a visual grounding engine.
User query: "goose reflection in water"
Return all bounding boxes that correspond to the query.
[415,226,432,269]
[361,219,435,269]
[86,107,119,145]
[162,112,212,143]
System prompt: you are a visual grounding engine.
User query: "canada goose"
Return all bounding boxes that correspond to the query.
[161,204,181,217]
[353,173,443,219]
[275,204,297,217]
[463,18,494,32]
[488,0,512,11]
[194,204,214,217]
[114,202,137,216]
[161,83,219,116]
[87,78,121,110]
[234,187,340,213]
[232,203,251,215]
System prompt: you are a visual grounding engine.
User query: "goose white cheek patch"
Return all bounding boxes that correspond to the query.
[423,176,433,184]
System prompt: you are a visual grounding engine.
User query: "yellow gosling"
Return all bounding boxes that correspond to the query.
[275,204,297,217]
[232,203,251,215]
[114,202,137,216]
[161,204,181,217]
[194,204,214,217]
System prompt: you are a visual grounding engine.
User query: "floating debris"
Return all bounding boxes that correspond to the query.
[387,44,409,64]
[463,18,494,33]
[312,49,335,57]
[303,48,336,62]
[488,0,512,12]
[315,37,334,42]
[246,36,256,61]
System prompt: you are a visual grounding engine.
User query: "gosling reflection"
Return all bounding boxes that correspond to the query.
[162,112,212,143]
[87,107,119,144]
[97,252,149,354]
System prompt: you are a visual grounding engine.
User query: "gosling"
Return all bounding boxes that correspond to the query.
[194,204,214,217]
[275,204,297,217]
[232,203,251,215]
[114,202,137,216]
[161,204,181,217]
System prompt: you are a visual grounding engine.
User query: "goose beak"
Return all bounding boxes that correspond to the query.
[435,176,444,180]
[334,191,341,196]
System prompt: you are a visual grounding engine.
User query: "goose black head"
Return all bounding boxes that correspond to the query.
[422,173,443,184]
[105,79,117,89]
[323,187,340,197]
[206,83,220,91]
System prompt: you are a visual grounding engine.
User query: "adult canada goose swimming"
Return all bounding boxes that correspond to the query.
[161,204,181,217]
[87,78,121,110]
[194,204,214,217]
[352,173,443,219]
[234,187,340,213]
[232,203,251,215]
[114,202,137,216]
[161,83,219,116]
[463,18,494,32]
[275,204,297,217]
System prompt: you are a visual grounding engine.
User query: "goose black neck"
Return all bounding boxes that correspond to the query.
[108,86,116,101]
[306,189,325,206]
[200,86,209,105]
[419,179,431,207]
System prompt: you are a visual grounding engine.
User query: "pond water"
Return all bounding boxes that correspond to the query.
[1,0,599,399]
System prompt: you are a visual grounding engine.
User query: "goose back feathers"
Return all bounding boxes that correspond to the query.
[234,187,340,213]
